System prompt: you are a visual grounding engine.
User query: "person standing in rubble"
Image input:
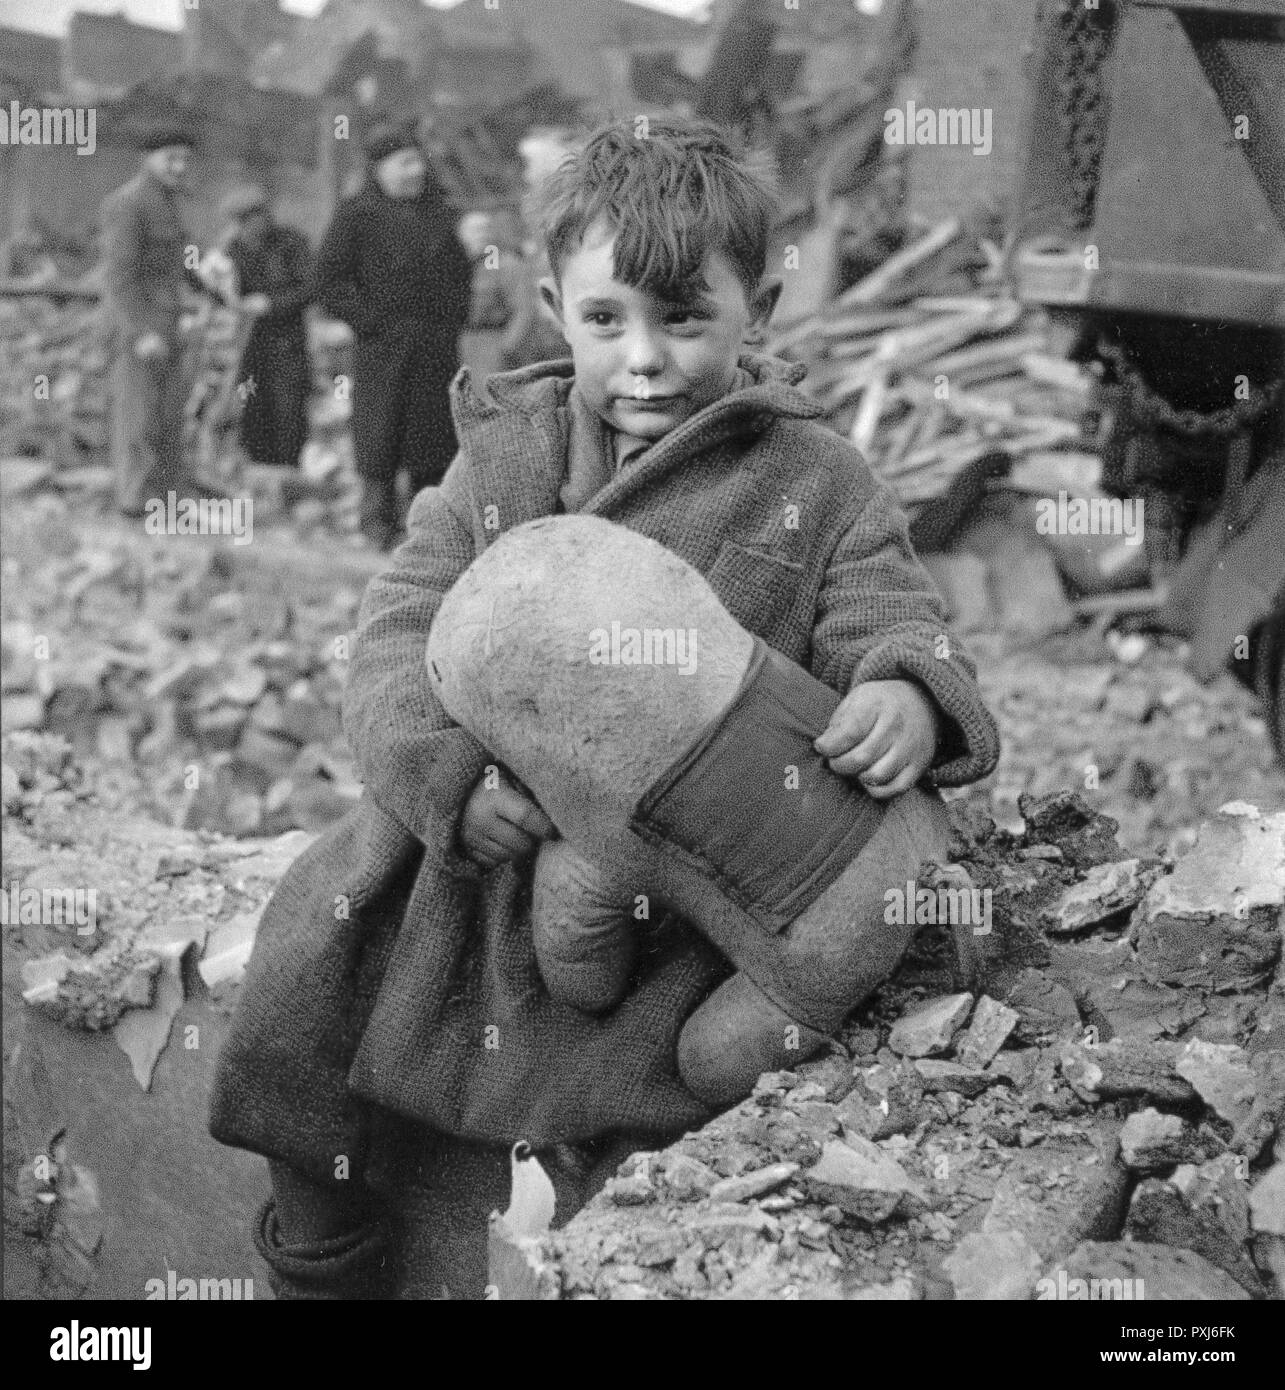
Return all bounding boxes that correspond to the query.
[101,124,232,517]
[220,186,313,471]
[311,121,472,550]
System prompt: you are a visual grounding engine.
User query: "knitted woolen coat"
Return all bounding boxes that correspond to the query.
[209,353,1001,1184]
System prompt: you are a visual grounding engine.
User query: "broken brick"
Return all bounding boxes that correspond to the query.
[887,992,973,1058]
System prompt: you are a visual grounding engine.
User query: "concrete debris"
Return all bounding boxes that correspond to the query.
[955,994,1019,1068]
[1005,968,1081,1045]
[654,1153,719,1202]
[1118,1108,1219,1174]
[981,1135,1129,1261]
[196,912,260,991]
[913,1059,996,1097]
[942,1230,1042,1300]
[1249,1164,1285,1237]
[1058,1037,1197,1107]
[1173,1039,1258,1133]
[1041,858,1150,934]
[1057,1241,1251,1300]
[800,1137,926,1225]
[1233,1051,1285,1161]
[708,1163,800,1205]
[887,992,974,1057]
[1126,1170,1265,1298]
[111,939,188,1091]
[1017,790,1124,870]
[21,942,159,1030]
[1131,806,1284,992]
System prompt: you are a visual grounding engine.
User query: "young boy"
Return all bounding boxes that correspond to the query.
[211,116,1000,1299]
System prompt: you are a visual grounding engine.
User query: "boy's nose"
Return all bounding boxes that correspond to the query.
[622,329,666,380]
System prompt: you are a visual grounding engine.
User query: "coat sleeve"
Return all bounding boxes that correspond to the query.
[810,483,1001,788]
[311,203,380,336]
[342,458,491,856]
[101,192,163,341]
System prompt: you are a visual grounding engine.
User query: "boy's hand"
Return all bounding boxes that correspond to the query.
[458,767,556,868]
[814,679,939,800]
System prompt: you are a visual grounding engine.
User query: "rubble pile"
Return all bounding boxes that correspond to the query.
[0,290,112,471]
[0,493,377,838]
[3,726,315,1089]
[500,796,1285,1300]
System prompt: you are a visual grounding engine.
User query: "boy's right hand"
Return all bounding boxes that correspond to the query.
[458,768,556,868]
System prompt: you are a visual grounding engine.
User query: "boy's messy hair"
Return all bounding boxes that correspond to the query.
[527,116,779,302]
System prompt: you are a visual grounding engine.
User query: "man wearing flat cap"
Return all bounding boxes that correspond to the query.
[220,186,313,471]
[312,119,472,549]
[101,123,231,516]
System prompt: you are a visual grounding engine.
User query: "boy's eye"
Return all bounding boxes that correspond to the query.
[585,311,617,327]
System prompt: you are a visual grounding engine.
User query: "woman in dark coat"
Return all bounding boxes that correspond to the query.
[311,122,473,549]
[223,186,313,470]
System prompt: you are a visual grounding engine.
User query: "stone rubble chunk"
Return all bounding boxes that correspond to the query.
[707,1162,799,1205]
[1005,968,1082,1044]
[196,911,260,990]
[941,1230,1043,1300]
[981,1136,1130,1260]
[1056,1240,1250,1300]
[1131,806,1284,992]
[1174,1038,1257,1132]
[1018,790,1123,869]
[1058,1037,1197,1107]
[1233,1051,1285,1162]
[913,1059,996,1098]
[955,994,1019,1068]
[1125,1176,1265,1298]
[1042,859,1149,934]
[887,992,974,1058]
[21,943,160,1030]
[1118,1108,1214,1173]
[1249,1163,1285,1237]
[800,1137,926,1225]
[654,1153,718,1201]
[1170,1156,1252,1244]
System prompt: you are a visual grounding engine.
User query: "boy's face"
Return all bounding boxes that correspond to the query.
[540,218,780,442]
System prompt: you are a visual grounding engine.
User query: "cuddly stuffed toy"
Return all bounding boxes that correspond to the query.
[427,515,953,1104]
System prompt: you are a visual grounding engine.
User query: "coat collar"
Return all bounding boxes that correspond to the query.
[450,352,823,531]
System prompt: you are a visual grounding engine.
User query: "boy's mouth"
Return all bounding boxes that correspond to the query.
[617,394,684,410]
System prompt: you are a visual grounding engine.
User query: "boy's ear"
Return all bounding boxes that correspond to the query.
[748,276,783,338]
[538,277,563,322]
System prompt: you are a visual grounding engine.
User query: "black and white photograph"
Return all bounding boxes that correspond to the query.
[0,0,1282,1341]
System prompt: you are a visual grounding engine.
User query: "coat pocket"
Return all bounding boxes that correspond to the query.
[706,541,804,641]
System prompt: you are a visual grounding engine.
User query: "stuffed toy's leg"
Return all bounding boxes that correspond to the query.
[531,838,638,1013]
[426,516,952,1105]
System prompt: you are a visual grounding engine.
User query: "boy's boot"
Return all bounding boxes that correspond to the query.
[254,1162,397,1300]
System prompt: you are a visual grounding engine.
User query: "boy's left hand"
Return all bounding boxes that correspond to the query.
[814,679,939,800]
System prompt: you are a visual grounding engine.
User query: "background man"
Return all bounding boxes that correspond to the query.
[312,120,472,550]
[100,124,229,517]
